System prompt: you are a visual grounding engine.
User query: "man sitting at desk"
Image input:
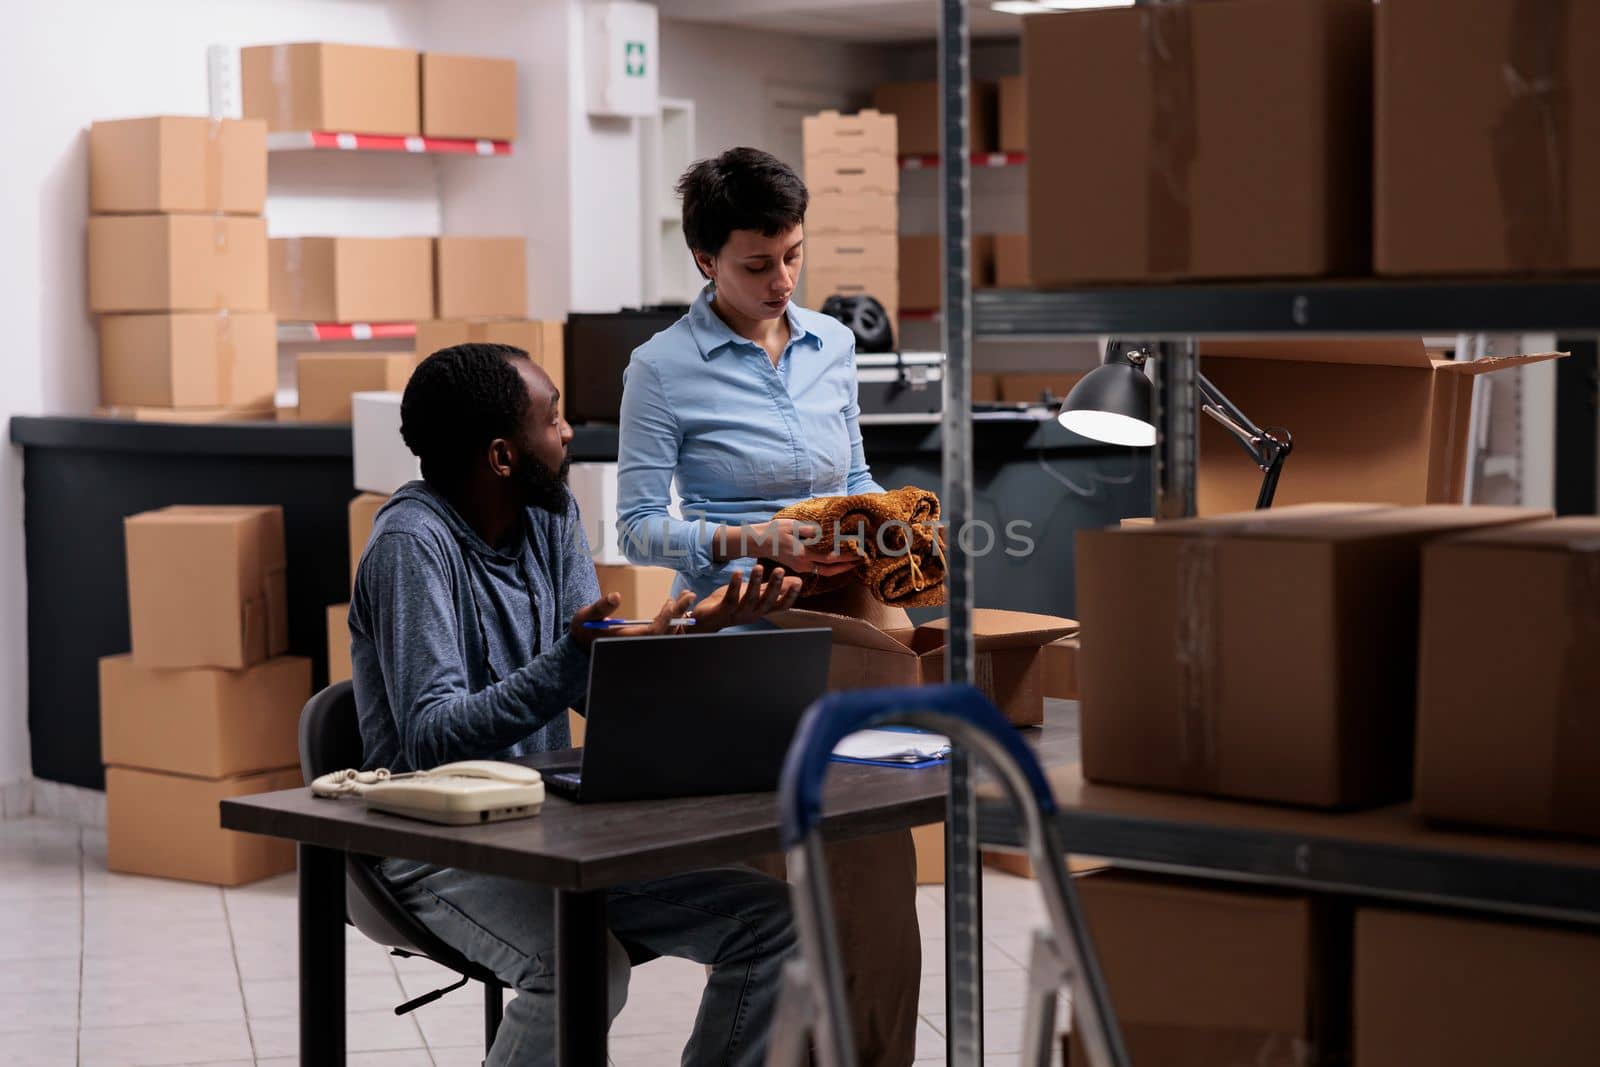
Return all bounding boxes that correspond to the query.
[350,342,805,1067]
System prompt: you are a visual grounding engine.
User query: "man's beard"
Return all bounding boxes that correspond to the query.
[515,451,572,515]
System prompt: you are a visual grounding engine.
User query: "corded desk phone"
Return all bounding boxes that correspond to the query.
[310,761,545,825]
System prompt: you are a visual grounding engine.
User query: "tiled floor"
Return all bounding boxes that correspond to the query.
[1,816,1064,1065]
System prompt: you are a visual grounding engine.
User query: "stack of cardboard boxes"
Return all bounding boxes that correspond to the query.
[802,110,900,325]
[101,505,310,886]
[88,116,275,422]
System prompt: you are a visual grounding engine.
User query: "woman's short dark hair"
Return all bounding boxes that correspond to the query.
[677,147,808,270]
[401,343,531,487]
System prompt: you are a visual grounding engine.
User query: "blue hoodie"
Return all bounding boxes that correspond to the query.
[349,480,601,773]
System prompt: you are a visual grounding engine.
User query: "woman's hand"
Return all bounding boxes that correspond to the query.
[748,519,861,576]
[570,590,697,649]
[690,566,804,633]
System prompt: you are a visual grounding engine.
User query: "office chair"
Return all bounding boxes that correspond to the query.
[299,681,508,1057]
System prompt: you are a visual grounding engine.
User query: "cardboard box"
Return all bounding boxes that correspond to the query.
[1076,504,1550,807]
[348,493,388,589]
[1041,637,1078,700]
[1024,0,1373,285]
[802,109,897,158]
[569,709,586,747]
[97,404,275,424]
[125,505,289,671]
[1355,908,1600,1066]
[270,237,434,323]
[980,850,1105,880]
[352,392,420,495]
[997,373,1085,405]
[898,234,993,311]
[421,52,517,142]
[1415,517,1600,839]
[414,318,564,415]
[434,237,527,319]
[593,564,678,620]
[806,266,899,324]
[99,311,277,410]
[297,353,415,423]
[808,232,897,275]
[998,76,1026,154]
[106,765,301,886]
[327,603,351,686]
[1069,872,1348,1067]
[769,608,1078,727]
[872,80,996,156]
[1375,0,1600,275]
[89,215,268,313]
[994,233,1029,288]
[971,373,999,404]
[807,191,898,235]
[89,116,267,215]
[912,822,944,884]
[242,43,420,136]
[1198,340,1563,514]
[805,154,899,197]
[99,654,310,778]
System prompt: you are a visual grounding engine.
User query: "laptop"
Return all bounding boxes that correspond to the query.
[542,628,833,803]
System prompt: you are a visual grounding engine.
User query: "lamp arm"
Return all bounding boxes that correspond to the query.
[1196,373,1294,509]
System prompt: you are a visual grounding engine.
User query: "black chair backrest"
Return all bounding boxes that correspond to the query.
[300,681,366,783]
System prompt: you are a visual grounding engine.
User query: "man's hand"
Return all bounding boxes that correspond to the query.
[570,590,696,649]
[690,566,804,633]
[747,519,860,577]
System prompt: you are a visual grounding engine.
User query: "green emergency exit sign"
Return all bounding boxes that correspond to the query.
[625,41,646,77]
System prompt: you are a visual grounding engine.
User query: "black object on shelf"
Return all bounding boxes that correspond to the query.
[563,305,689,425]
[975,279,1600,337]
[1059,341,1293,509]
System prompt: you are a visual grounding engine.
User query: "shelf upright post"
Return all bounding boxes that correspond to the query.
[938,0,982,1063]
[1152,340,1200,519]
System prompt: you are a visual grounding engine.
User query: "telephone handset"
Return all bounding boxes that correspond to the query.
[311,760,544,825]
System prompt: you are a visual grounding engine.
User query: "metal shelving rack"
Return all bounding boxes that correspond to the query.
[929,2,1600,1061]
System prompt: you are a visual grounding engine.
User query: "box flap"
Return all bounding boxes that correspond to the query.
[1199,339,1435,369]
[765,608,916,656]
[1115,503,1386,536]
[1434,516,1600,552]
[1432,351,1567,376]
[916,609,1080,651]
[1135,504,1543,543]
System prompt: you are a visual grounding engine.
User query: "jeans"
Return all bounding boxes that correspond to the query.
[378,858,796,1066]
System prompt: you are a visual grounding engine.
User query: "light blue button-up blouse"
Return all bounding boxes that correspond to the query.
[616,286,884,599]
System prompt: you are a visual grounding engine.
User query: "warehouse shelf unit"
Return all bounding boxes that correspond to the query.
[266,130,511,155]
[900,150,1024,169]
[276,322,418,343]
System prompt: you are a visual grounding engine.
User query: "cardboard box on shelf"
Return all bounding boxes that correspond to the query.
[1024,0,1373,286]
[241,43,420,136]
[997,373,1085,405]
[912,822,944,884]
[421,52,517,142]
[1069,872,1348,1067]
[569,709,586,747]
[327,603,352,686]
[352,392,420,495]
[1375,0,1600,275]
[1414,517,1600,839]
[806,266,899,324]
[99,654,310,778]
[97,404,275,424]
[1355,908,1600,1067]
[270,237,434,324]
[872,80,996,156]
[99,311,277,410]
[434,237,527,319]
[89,215,268,313]
[296,353,415,423]
[807,191,898,235]
[414,318,564,413]
[89,116,267,215]
[971,373,999,404]
[898,235,993,310]
[804,154,899,197]
[106,764,301,886]
[348,493,388,588]
[768,608,1078,727]
[1041,637,1078,700]
[801,109,897,158]
[998,75,1026,154]
[994,233,1030,288]
[593,564,678,620]
[807,232,897,275]
[125,505,288,671]
[1076,504,1550,808]
[1197,340,1563,514]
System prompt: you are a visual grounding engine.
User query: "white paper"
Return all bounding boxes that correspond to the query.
[832,729,952,764]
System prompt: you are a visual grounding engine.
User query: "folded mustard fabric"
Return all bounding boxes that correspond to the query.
[763,485,947,607]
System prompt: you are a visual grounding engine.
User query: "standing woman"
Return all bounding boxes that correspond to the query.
[615,147,920,1065]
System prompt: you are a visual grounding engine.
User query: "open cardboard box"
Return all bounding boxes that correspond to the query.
[767,607,1078,727]
[1199,340,1563,514]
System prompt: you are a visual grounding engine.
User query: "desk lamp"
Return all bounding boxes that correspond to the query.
[1057,341,1293,509]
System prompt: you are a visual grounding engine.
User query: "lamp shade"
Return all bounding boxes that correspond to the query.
[1056,361,1155,447]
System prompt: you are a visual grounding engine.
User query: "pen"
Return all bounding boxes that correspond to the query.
[582,618,698,629]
